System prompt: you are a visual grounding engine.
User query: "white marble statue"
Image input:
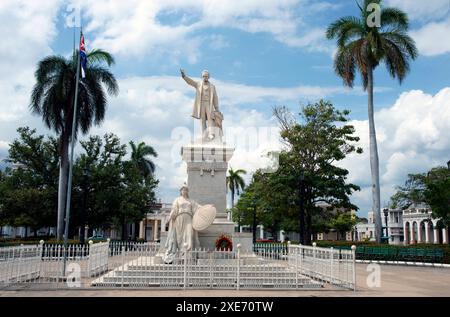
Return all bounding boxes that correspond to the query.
[181,69,223,141]
[163,184,201,264]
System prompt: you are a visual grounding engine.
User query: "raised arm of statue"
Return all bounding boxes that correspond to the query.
[180,69,198,88]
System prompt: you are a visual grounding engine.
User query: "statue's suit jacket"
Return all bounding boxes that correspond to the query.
[182,75,219,120]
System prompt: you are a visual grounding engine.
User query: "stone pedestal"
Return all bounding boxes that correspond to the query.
[181,141,237,250]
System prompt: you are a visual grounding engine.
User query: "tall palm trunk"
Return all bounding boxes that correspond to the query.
[57,135,69,240]
[230,188,235,221]
[367,67,382,243]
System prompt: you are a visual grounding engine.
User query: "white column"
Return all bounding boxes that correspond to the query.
[259,226,264,239]
[403,223,408,245]
[154,220,159,241]
[433,228,439,244]
[410,223,415,244]
[417,222,423,243]
[443,228,448,244]
[161,218,166,232]
[425,222,430,244]
[139,221,144,239]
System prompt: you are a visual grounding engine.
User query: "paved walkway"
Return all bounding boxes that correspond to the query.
[1,264,449,297]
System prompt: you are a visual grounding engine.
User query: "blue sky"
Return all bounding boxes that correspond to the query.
[1,0,450,218]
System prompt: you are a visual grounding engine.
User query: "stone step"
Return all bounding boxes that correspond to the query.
[125,263,290,270]
[91,277,322,289]
[112,270,303,276]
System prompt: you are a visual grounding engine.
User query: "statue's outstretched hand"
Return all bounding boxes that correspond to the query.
[180,68,186,78]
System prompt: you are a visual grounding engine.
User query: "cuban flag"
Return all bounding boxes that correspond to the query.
[80,32,87,79]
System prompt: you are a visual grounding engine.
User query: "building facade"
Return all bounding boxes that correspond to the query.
[355,206,449,245]
[402,204,448,245]
[355,211,376,242]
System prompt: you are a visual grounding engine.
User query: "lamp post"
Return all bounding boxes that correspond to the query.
[447,160,450,170]
[252,197,257,244]
[298,172,305,245]
[80,166,90,245]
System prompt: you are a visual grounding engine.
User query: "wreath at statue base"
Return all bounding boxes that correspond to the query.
[215,234,233,251]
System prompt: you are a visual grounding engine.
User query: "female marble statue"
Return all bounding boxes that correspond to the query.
[163,184,201,264]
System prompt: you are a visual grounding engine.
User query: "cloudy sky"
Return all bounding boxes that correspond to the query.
[0,0,449,217]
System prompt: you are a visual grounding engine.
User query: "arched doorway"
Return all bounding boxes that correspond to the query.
[436,220,445,244]
[404,222,410,245]
[428,221,434,244]
[412,221,418,244]
[420,221,426,244]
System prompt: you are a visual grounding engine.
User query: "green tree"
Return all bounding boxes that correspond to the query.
[227,167,246,220]
[273,100,362,244]
[1,127,59,235]
[391,166,450,224]
[129,141,158,180]
[71,134,158,241]
[390,173,426,209]
[424,167,450,224]
[326,0,418,243]
[30,49,119,240]
[330,212,358,240]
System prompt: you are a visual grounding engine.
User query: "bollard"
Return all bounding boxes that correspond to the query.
[351,245,356,291]
[312,242,317,280]
[330,247,334,285]
[236,244,241,290]
[121,245,125,288]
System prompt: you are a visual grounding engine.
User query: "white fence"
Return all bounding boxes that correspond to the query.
[0,245,42,285]
[87,241,109,277]
[0,241,110,289]
[0,241,356,291]
[287,243,356,290]
[109,241,161,257]
[92,247,323,290]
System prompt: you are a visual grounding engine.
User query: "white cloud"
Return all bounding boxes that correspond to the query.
[69,0,336,62]
[410,17,450,56]
[385,0,449,21]
[385,0,450,56]
[208,35,229,51]
[340,87,450,215]
[0,0,61,145]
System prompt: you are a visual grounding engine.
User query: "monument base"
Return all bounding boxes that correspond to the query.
[160,227,253,252]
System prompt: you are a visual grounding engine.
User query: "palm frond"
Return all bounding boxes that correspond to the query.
[87,49,116,67]
[381,7,409,31]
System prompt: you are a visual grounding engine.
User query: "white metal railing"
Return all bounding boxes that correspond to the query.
[109,241,161,257]
[0,244,42,286]
[0,241,356,291]
[92,244,324,290]
[87,241,109,277]
[287,243,356,290]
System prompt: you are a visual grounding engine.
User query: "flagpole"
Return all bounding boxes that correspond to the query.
[63,26,82,277]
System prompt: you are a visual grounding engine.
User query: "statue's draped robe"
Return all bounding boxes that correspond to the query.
[164,196,200,263]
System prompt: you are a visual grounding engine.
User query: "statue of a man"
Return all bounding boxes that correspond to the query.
[181,69,223,141]
[163,184,201,264]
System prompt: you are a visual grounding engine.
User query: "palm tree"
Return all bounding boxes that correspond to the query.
[31,49,119,240]
[326,0,418,242]
[129,141,158,180]
[226,168,247,220]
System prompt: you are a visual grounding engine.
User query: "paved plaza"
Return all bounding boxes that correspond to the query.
[1,263,449,297]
